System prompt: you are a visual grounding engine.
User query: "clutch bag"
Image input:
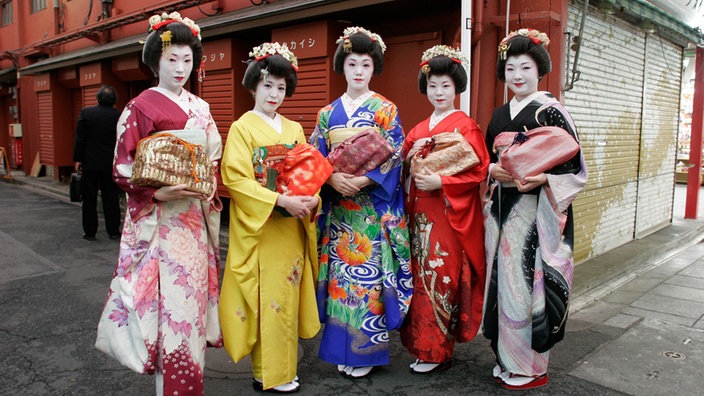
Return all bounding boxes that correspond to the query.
[409,128,480,176]
[327,128,394,175]
[131,132,215,195]
[493,126,580,182]
[252,143,332,197]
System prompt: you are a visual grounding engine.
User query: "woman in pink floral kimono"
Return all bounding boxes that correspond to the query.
[95,13,222,396]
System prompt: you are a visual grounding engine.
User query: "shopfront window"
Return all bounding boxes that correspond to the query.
[31,0,45,14]
[1,1,12,26]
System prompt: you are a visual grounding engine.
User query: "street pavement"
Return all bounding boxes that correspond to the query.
[1,173,704,395]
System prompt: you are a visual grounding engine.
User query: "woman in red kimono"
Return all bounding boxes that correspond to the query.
[400,45,489,373]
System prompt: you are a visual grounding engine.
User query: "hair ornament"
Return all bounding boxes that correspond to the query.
[160,30,172,53]
[336,26,387,53]
[419,45,469,73]
[249,42,299,71]
[260,67,269,82]
[148,12,202,40]
[498,28,549,60]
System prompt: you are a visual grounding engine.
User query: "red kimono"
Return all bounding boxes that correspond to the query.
[400,110,489,362]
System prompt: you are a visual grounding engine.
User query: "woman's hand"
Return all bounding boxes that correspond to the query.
[327,172,361,196]
[515,174,548,192]
[413,173,442,191]
[406,137,432,162]
[154,184,206,201]
[276,195,320,219]
[490,164,514,183]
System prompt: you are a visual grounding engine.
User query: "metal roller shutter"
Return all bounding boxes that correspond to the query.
[199,69,235,199]
[82,85,100,108]
[37,91,54,165]
[278,57,330,139]
[565,3,646,262]
[634,35,681,237]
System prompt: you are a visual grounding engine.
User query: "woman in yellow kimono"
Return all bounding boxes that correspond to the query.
[219,43,320,393]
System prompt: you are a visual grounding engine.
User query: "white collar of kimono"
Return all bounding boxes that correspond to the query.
[341,91,375,118]
[251,110,282,134]
[151,87,189,113]
[509,91,545,120]
[429,109,460,130]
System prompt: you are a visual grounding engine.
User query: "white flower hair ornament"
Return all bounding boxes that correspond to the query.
[249,42,299,72]
[336,26,387,53]
[419,45,469,75]
[148,11,202,40]
[498,28,550,60]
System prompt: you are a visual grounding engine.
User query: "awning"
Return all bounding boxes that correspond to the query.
[19,35,142,76]
[0,67,17,85]
[19,0,389,76]
[595,0,703,45]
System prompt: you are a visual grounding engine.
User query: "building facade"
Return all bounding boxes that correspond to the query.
[0,0,701,263]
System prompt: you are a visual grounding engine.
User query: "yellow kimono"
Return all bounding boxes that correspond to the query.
[219,111,320,389]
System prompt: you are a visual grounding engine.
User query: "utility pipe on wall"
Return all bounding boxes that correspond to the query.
[460,0,472,114]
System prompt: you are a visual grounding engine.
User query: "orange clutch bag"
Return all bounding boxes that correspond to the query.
[252,143,332,197]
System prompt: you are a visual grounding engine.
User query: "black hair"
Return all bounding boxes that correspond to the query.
[333,32,385,75]
[96,85,117,106]
[241,54,298,97]
[142,22,203,79]
[418,55,468,94]
[496,35,552,82]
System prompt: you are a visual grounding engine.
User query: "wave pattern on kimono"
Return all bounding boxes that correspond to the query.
[310,93,413,367]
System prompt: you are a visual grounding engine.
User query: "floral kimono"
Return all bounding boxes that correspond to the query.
[400,110,489,363]
[309,92,413,367]
[95,88,223,396]
[483,91,587,377]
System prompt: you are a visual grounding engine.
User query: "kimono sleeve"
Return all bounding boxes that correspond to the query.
[220,121,279,235]
[440,118,490,211]
[113,101,159,220]
[366,99,404,201]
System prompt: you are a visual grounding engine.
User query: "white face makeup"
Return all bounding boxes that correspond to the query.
[343,53,374,98]
[426,74,456,114]
[157,44,194,95]
[504,54,540,101]
[252,74,287,119]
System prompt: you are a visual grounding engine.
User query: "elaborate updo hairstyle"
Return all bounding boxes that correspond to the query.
[242,42,299,97]
[333,26,386,75]
[418,46,468,94]
[496,28,552,82]
[142,15,203,79]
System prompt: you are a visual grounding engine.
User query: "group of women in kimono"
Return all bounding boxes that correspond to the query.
[93,12,586,396]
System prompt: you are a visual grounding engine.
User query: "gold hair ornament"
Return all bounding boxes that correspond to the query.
[498,28,550,60]
[249,42,299,71]
[336,26,387,53]
[419,45,469,74]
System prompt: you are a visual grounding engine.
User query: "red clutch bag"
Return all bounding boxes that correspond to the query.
[327,128,395,175]
[493,126,579,182]
[253,143,332,196]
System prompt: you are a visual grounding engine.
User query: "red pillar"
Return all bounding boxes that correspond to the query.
[685,46,704,218]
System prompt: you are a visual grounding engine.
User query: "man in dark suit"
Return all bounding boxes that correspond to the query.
[73,85,122,241]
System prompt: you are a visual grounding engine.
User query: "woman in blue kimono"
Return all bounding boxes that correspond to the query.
[309,26,413,379]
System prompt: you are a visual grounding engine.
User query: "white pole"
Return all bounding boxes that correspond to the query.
[460,0,472,115]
